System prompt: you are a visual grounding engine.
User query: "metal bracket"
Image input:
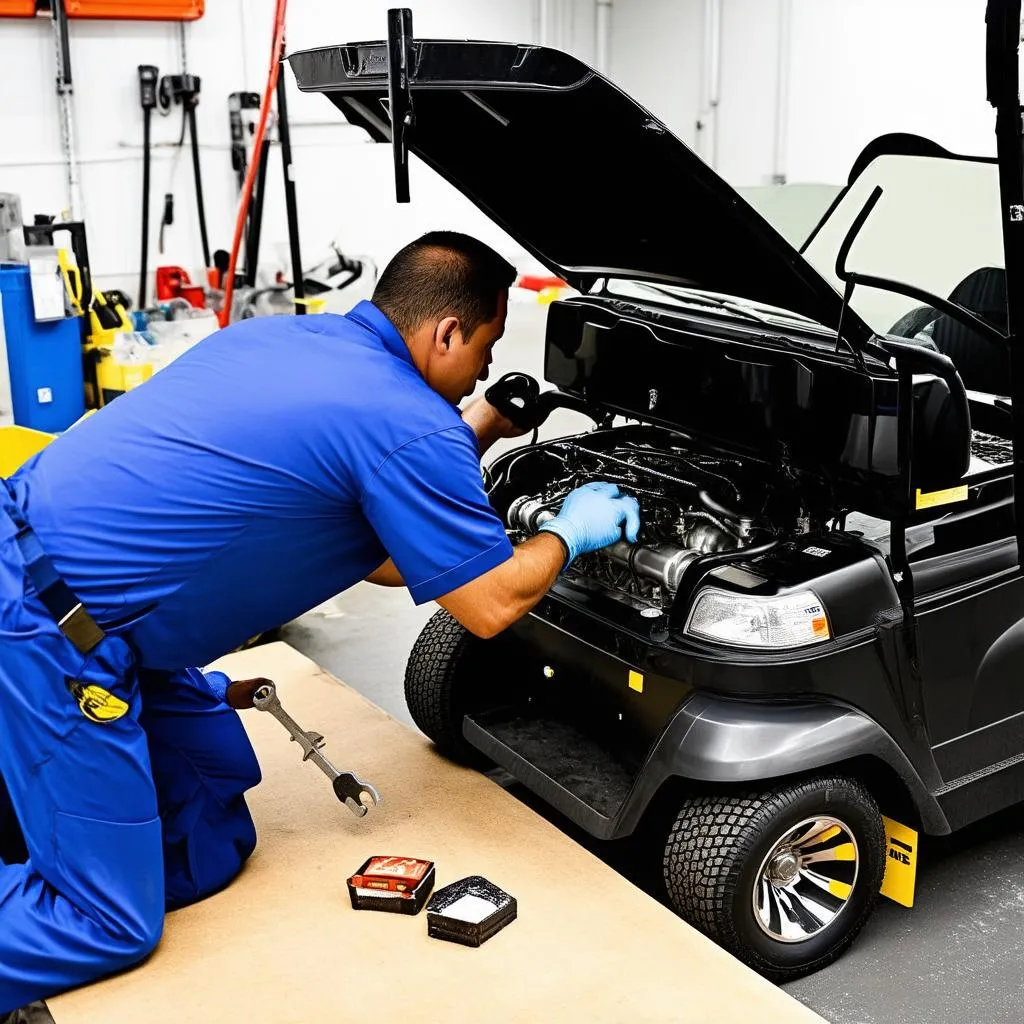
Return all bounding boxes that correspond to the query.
[387,7,415,203]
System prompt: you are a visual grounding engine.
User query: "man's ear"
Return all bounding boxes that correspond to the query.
[434,316,462,353]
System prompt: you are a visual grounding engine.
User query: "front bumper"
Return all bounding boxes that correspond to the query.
[463,594,945,839]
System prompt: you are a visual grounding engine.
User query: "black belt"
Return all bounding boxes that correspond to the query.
[2,482,106,655]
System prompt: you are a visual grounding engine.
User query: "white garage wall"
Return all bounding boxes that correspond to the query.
[0,1,998,300]
[605,0,995,189]
[0,1,592,300]
[602,0,704,146]
[784,0,994,182]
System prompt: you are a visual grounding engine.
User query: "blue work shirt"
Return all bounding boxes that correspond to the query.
[7,302,513,670]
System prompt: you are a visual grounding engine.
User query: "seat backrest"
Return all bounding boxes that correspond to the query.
[930,267,1010,395]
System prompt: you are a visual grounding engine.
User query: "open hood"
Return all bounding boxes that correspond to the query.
[287,38,873,346]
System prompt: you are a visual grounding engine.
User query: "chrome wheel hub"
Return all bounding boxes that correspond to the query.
[752,816,859,944]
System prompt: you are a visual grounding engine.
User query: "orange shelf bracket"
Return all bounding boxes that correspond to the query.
[1,1,203,19]
[0,1,37,16]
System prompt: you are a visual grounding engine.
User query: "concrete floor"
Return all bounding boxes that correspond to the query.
[282,301,1024,1023]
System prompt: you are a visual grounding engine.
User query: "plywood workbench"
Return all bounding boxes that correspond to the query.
[47,642,827,1024]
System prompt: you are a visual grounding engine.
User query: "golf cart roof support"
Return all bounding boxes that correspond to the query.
[987,0,1024,557]
[387,6,415,203]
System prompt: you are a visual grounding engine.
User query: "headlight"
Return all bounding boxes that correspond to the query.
[684,588,831,649]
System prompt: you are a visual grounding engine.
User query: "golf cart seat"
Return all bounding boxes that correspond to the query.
[931,267,1010,396]
[891,267,1010,396]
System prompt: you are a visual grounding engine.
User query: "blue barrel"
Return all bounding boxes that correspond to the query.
[0,264,85,433]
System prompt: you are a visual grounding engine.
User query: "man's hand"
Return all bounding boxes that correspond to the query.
[436,481,642,638]
[461,395,529,455]
[223,677,274,710]
[538,482,640,565]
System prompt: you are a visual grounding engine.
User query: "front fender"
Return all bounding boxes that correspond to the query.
[635,694,949,835]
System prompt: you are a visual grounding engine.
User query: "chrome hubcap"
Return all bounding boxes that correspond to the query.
[752,816,859,943]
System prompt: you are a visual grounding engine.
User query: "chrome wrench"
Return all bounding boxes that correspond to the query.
[251,681,381,817]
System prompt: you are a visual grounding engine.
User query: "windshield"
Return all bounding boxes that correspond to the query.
[799,151,1007,339]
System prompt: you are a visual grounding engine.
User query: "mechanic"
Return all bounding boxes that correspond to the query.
[0,230,640,1012]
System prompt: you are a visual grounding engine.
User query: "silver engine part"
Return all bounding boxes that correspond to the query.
[507,493,736,595]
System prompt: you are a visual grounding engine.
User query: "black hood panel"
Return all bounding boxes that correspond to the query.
[541,297,971,516]
[288,40,872,344]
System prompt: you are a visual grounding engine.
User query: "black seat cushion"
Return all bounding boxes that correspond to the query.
[930,267,1009,395]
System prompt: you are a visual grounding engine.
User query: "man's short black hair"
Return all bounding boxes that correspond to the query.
[372,230,517,339]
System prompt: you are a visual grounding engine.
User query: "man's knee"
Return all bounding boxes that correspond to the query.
[105,901,165,969]
[51,811,166,965]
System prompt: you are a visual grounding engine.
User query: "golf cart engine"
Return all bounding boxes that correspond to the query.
[496,427,807,610]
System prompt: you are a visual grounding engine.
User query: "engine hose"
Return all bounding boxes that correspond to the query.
[219,0,288,327]
[697,489,744,523]
[684,508,740,538]
[573,448,700,491]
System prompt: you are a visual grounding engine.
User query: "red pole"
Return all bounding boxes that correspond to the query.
[219,0,288,327]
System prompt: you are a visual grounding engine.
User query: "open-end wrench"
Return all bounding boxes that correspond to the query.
[251,681,381,817]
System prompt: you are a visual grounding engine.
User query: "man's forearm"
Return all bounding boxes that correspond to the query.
[498,532,567,621]
[437,532,566,638]
[460,396,515,456]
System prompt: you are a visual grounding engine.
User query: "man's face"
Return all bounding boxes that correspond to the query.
[431,290,508,403]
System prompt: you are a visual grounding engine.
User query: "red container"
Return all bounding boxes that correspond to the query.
[155,265,205,309]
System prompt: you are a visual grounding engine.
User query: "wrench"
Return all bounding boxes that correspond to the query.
[251,681,381,817]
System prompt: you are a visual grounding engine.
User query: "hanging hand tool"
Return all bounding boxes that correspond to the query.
[137,64,159,308]
[50,0,84,220]
[250,680,381,817]
[159,73,210,272]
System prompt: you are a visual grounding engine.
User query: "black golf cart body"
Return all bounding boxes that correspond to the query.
[289,0,1024,976]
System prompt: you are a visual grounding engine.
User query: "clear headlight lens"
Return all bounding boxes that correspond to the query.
[685,588,831,649]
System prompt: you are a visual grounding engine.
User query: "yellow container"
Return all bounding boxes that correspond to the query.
[0,424,56,477]
[84,343,154,408]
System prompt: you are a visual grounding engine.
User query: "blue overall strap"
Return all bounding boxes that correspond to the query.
[2,485,105,656]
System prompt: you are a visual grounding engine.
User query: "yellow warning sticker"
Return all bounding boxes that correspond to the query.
[880,815,918,908]
[915,485,968,510]
[628,670,644,693]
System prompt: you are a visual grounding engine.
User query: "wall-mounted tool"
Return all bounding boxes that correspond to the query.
[137,64,159,308]
[159,72,211,272]
[228,91,262,284]
[228,91,261,191]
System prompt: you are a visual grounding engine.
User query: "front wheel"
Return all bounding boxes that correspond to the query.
[403,609,496,768]
[662,775,886,981]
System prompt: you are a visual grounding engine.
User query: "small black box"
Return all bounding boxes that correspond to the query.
[426,876,517,947]
[346,856,435,915]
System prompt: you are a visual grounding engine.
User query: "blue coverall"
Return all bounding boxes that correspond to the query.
[0,301,513,1010]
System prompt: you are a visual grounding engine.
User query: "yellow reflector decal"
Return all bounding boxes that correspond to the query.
[880,815,918,908]
[628,670,644,693]
[832,843,856,861]
[811,616,830,638]
[828,879,853,900]
[915,485,968,510]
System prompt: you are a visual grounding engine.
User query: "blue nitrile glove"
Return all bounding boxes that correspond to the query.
[538,481,641,567]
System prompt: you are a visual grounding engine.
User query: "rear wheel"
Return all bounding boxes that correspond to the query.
[662,775,885,981]
[403,609,496,768]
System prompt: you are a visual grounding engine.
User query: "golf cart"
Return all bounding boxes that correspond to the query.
[289,2,1024,979]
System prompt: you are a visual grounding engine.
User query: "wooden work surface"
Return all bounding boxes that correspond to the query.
[49,642,827,1024]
